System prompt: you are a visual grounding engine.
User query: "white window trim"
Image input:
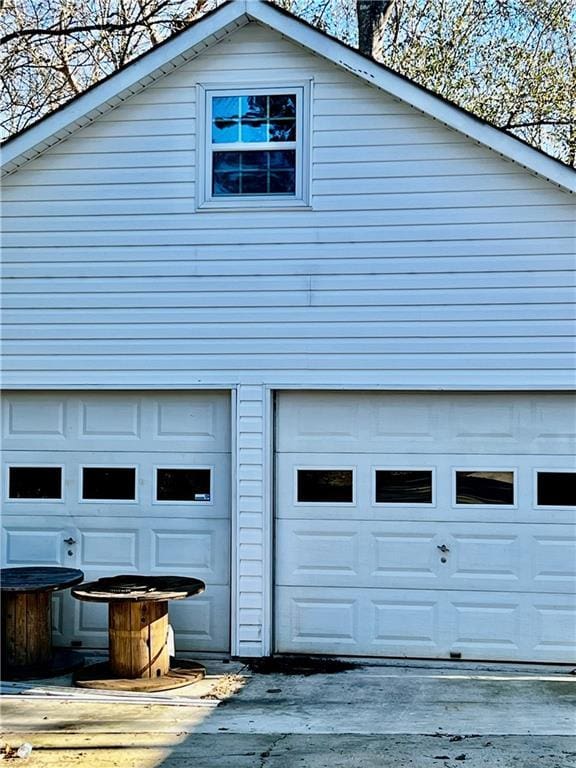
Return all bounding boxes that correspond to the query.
[451,467,518,509]
[294,466,356,506]
[533,468,576,509]
[152,465,214,506]
[372,466,437,507]
[6,463,65,503]
[79,464,139,504]
[196,81,312,211]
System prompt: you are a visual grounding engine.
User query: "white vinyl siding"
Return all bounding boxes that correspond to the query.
[2,24,575,391]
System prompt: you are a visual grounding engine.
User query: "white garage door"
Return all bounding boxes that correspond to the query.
[2,391,231,653]
[275,392,576,662]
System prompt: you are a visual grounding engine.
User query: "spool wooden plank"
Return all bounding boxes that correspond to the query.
[108,601,170,679]
[147,601,170,679]
[25,592,52,666]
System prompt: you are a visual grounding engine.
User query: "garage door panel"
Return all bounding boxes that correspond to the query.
[278,520,573,593]
[277,393,576,455]
[1,517,74,566]
[149,519,230,583]
[531,535,576,591]
[532,597,576,655]
[276,586,576,661]
[2,391,231,453]
[277,453,575,525]
[75,601,108,645]
[72,516,230,648]
[3,452,230,518]
[2,394,67,447]
[169,587,230,652]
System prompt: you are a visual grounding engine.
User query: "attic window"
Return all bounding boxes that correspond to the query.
[199,84,310,209]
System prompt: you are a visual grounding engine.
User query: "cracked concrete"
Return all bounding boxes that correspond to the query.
[1,659,575,766]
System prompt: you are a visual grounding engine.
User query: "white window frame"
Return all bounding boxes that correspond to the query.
[153,465,214,506]
[197,82,312,210]
[5,463,64,503]
[294,466,356,506]
[372,466,436,507]
[533,468,576,509]
[79,465,139,504]
[452,467,517,508]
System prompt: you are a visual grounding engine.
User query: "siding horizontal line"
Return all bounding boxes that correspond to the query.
[5,335,573,342]
[8,367,572,373]
[4,252,573,264]
[5,284,574,295]
[4,203,572,219]
[3,189,542,203]
[4,320,574,328]
[5,351,572,358]
[5,267,573,276]
[49,144,194,153]
[5,306,575,315]
[4,269,574,280]
[5,221,573,233]
[5,238,574,249]
[3,176,531,191]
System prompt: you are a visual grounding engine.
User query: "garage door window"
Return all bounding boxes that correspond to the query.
[8,466,62,500]
[81,467,136,501]
[536,471,576,507]
[296,469,354,504]
[374,469,434,505]
[155,468,212,503]
[455,470,515,506]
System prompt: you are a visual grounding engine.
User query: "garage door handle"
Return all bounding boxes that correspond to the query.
[437,544,450,553]
[64,537,76,545]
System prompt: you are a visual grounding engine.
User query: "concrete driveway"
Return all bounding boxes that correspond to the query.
[1,657,575,767]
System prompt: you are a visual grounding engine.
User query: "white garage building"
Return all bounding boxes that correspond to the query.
[2,0,575,663]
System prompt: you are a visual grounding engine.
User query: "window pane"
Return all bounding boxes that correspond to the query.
[213,96,241,120]
[240,152,268,170]
[537,472,576,506]
[213,173,240,195]
[213,152,241,171]
[157,468,211,502]
[82,468,136,500]
[456,471,514,505]
[269,150,295,168]
[213,151,295,196]
[269,170,295,193]
[241,172,268,194]
[297,469,353,503]
[9,467,62,499]
[268,120,296,142]
[212,96,241,143]
[212,120,239,143]
[269,94,296,118]
[241,120,269,142]
[214,94,297,145]
[241,95,267,121]
[375,470,433,504]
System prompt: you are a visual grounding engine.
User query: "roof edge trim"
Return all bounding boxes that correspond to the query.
[1,1,251,174]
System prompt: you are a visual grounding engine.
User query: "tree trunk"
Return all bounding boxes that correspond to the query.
[356,0,396,57]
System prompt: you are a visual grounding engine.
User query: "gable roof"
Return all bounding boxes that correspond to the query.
[2,0,575,192]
